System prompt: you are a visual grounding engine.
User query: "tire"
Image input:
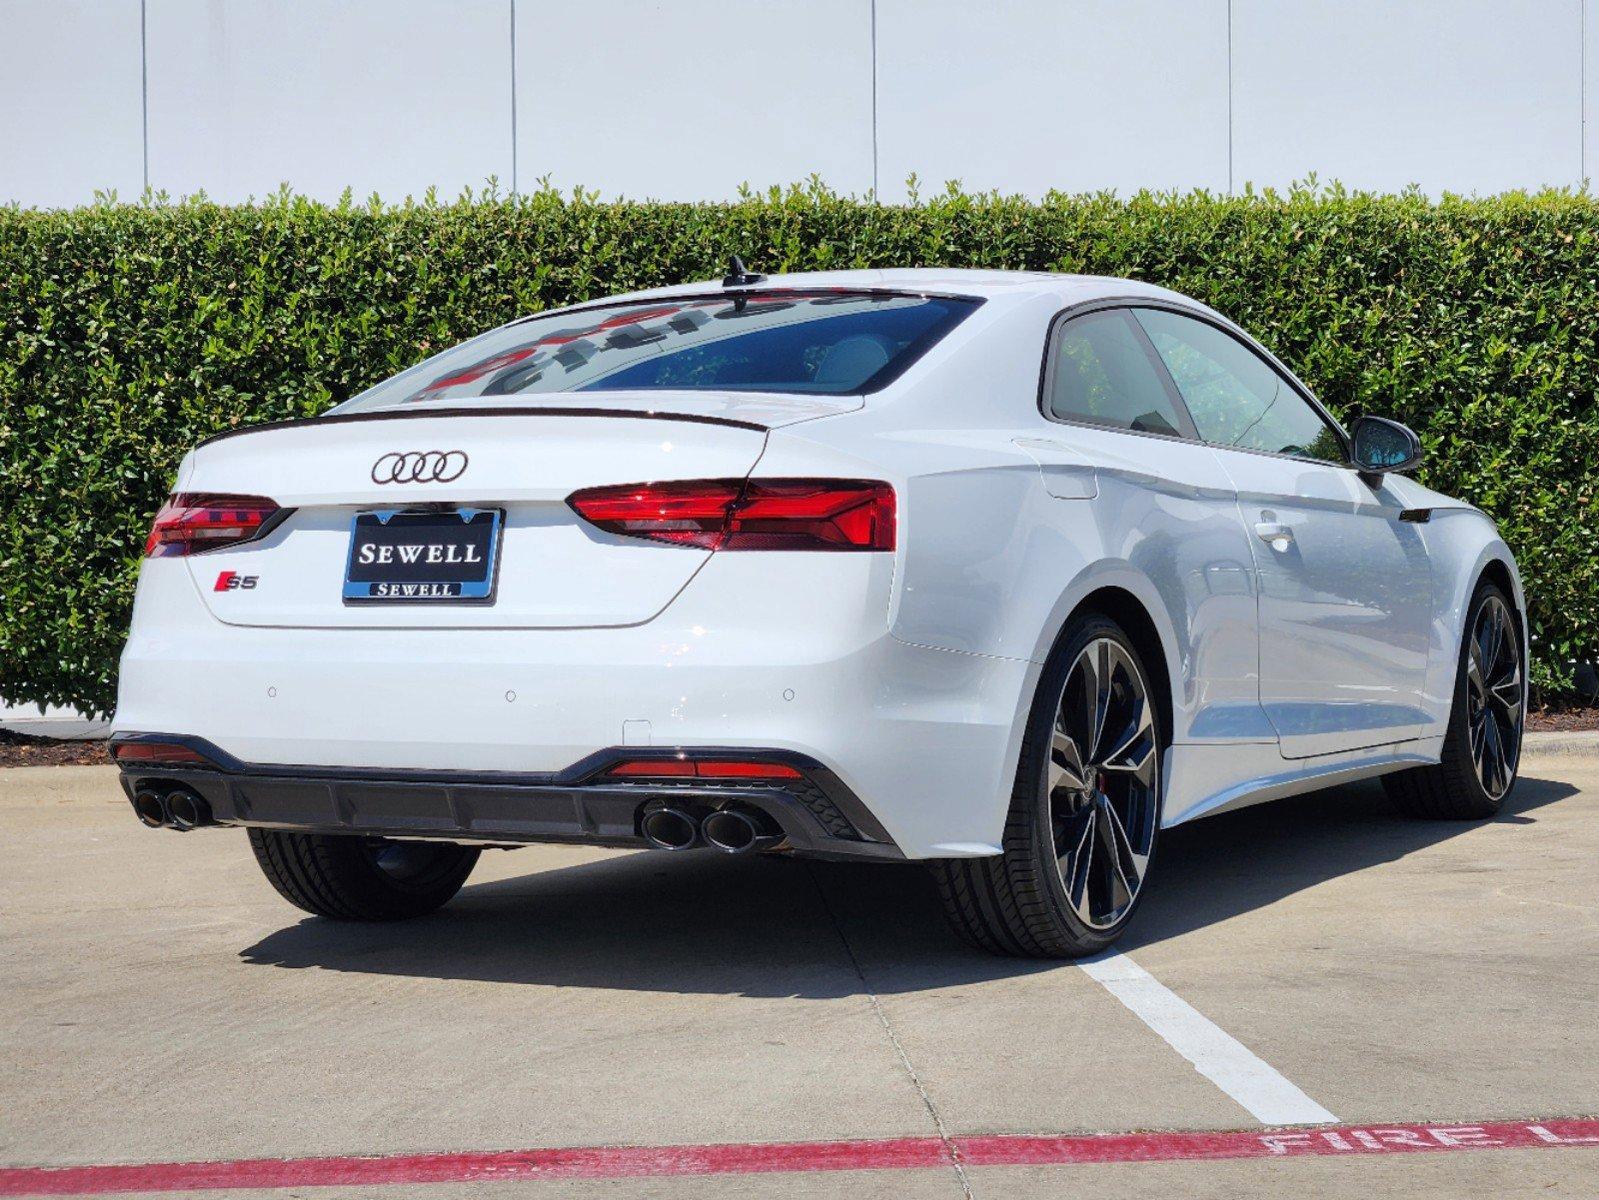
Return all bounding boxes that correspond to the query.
[932,613,1163,958]
[1382,581,1524,820]
[248,830,480,921]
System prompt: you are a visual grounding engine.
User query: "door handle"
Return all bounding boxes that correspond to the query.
[1254,521,1295,551]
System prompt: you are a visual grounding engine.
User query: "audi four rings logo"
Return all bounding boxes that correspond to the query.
[371,450,469,484]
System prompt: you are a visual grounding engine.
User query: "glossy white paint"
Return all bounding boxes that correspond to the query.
[184,412,767,629]
[1211,448,1433,758]
[115,270,1524,858]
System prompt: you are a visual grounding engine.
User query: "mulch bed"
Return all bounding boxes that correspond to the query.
[0,729,112,768]
[1527,706,1599,733]
[1,706,1595,769]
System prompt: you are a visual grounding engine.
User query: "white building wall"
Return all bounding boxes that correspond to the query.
[1232,0,1583,196]
[0,0,1593,207]
[0,0,145,207]
[875,0,1230,201]
[517,0,874,199]
[144,0,513,203]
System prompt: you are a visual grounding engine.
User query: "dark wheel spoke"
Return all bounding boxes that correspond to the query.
[1083,640,1114,762]
[1057,804,1097,923]
[1486,719,1506,795]
[1099,693,1156,789]
[1049,726,1088,793]
[1489,672,1522,724]
[1466,646,1487,707]
[1099,796,1148,893]
[1469,710,1487,762]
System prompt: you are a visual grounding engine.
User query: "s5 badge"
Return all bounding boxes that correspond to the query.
[214,571,259,592]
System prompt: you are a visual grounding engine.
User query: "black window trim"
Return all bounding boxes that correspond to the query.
[1036,296,1354,469]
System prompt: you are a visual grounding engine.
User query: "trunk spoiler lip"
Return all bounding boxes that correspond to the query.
[196,404,769,448]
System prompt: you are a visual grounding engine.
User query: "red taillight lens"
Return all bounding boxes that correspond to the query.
[111,742,210,766]
[144,493,279,558]
[603,757,803,780]
[694,760,804,779]
[568,480,744,548]
[568,479,895,551]
[607,759,698,778]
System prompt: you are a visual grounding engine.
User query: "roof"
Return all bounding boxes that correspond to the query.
[592,268,1197,310]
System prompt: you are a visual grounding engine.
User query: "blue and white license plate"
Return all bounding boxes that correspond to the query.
[342,507,503,604]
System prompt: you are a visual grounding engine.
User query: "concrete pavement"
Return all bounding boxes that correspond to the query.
[1,755,1595,1197]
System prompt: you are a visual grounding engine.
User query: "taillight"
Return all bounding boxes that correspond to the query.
[144,493,279,557]
[568,479,895,551]
[603,757,803,780]
[110,741,211,766]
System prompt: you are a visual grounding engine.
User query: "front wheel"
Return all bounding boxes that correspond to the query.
[248,830,480,920]
[932,613,1163,958]
[1382,582,1523,819]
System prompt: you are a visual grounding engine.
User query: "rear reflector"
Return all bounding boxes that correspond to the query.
[145,493,279,558]
[607,759,698,778]
[111,742,210,766]
[604,758,803,781]
[568,479,895,551]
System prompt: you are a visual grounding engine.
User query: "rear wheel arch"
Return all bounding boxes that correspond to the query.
[987,578,1179,862]
[1066,587,1176,759]
[1027,582,1177,767]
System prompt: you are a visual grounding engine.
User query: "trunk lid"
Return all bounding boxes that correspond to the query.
[182,402,792,629]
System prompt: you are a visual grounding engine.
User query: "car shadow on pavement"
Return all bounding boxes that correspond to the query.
[239,773,1577,998]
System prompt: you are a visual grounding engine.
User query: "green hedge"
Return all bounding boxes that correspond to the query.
[2,183,1596,717]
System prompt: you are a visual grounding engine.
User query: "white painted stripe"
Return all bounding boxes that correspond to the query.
[1079,952,1337,1126]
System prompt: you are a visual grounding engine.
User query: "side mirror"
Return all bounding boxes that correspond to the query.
[1350,415,1423,475]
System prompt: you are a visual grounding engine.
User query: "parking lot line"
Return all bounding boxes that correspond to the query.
[1077,953,1337,1125]
[1,1121,1594,1196]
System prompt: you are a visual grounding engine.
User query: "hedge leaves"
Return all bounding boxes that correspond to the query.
[1,183,1594,716]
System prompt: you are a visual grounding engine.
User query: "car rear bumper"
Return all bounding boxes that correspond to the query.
[115,555,1037,857]
[113,737,904,861]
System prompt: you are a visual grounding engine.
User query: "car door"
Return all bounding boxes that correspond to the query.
[1039,307,1269,755]
[1132,306,1432,760]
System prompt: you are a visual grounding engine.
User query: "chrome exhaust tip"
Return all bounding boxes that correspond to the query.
[639,806,700,851]
[700,807,771,855]
[164,789,210,831]
[132,789,168,829]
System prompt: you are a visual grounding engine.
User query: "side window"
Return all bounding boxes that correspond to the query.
[1046,310,1190,438]
[1133,309,1345,464]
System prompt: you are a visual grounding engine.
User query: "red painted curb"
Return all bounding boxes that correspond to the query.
[1,1120,1595,1196]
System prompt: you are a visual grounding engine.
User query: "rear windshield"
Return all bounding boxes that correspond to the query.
[332,290,979,411]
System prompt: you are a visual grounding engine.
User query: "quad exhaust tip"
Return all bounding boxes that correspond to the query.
[132,787,212,830]
[700,808,765,854]
[638,804,779,853]
[639,806,700,851]
[132,789,167,828]
[165,789,210,831]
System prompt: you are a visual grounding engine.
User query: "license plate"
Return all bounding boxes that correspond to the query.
[343,507,503,604]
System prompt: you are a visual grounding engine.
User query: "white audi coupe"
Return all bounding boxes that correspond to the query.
[112,266,1527,956]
